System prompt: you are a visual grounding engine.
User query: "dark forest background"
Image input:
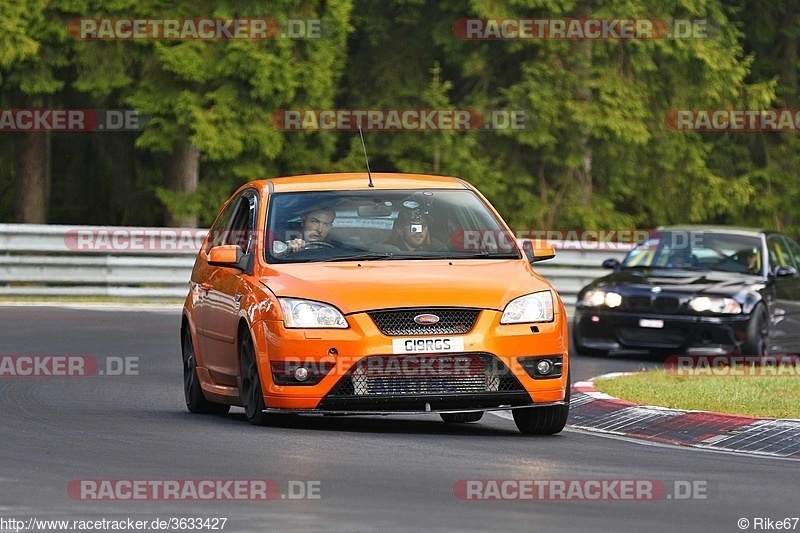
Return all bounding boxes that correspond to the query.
[1,0,799,237]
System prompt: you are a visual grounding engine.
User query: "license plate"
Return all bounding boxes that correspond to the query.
[392,337,465,354]
[639,319,664,329]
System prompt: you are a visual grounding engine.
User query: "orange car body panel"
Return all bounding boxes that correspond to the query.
[182,173,569,412]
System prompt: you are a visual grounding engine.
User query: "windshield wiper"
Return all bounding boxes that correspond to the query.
[443,251,520,259]
[671,265,710,271]
[622,265,709,271]
[321,252,397,262]
[323,251,521,262]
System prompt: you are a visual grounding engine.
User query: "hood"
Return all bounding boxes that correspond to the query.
[260,259,555,314]
[585,268,764,298]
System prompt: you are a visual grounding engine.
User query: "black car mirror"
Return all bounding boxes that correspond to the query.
[602,258,620,269]
[774,265,798,278]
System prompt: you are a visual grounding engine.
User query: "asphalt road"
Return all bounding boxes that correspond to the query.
[0,305,796,533]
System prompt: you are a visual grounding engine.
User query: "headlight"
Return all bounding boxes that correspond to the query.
[279,298,348,328]
[501,291,554,324]
[580,290,622,308]
[689,296,741,314]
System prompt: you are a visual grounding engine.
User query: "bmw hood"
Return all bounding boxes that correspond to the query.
[584,268,765,298]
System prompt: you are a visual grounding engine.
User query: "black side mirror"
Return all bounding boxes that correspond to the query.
[602,258,620,269]
[774,265,798,278]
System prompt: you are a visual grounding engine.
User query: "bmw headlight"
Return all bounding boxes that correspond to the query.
[580,290,622,308]
[279,298,348,328]
[501,291,554,324]
[688,296,741,314]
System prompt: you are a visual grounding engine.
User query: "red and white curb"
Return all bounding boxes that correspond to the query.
[570,373,800,459]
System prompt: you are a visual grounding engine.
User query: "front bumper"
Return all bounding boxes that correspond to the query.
[252,308,569,410]
[573,309,750,355]
[261,401,566,416]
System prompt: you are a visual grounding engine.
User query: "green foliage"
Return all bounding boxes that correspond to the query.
[155,178,238,227]
[1,0,799,238]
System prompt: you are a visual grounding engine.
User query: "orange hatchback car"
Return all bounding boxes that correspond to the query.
[181,173,570,434]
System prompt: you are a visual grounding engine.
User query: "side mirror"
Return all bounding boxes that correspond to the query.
[208,245,244,269]
[774,265,798,278]
[602,258,621,269]
[522,239,556,263]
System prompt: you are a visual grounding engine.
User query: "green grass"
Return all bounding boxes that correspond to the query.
[593,369,800,419]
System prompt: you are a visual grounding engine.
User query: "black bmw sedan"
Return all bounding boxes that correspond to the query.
[573,226,800,357]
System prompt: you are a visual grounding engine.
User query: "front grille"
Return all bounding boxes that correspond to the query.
[653,296,681,313]
[625,295,682,313]
[327,354,524,396]
[627,296,652,312]
[368,308,480,336]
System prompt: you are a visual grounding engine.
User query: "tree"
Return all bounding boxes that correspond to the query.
[119,0,353,226]
[0,0,84,223]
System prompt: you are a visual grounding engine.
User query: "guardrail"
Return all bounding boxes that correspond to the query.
[0,224,631,307]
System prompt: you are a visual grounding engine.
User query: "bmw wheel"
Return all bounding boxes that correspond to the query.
[742,304,769,357]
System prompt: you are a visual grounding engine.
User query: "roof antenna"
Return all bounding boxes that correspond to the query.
[358,125,374,187]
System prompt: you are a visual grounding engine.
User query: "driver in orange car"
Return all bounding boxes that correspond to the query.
[283,207,336,254]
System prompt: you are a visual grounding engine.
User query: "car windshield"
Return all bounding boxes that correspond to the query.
[621,231,763,274]
[265,189,521,263]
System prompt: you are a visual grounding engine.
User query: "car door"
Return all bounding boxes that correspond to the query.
[775,236,800,353]
[202,190,259,385]
[766,235,800,353]
[192,197,237,370]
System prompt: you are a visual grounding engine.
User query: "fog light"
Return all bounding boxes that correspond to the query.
[536,359,553,375]
[293,366,309,382]
[518,355,563,379]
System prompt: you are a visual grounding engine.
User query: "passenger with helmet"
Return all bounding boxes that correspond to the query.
[385,202,447,252]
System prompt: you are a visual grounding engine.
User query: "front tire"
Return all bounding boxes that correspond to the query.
[182,327,230,415]
[239,332,270,425]
[440,411,484,423]
[742,304,769,357]
[512,373,570,435]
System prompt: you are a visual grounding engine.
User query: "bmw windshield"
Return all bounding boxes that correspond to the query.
[621,231,763,274]
[265,190,521,263]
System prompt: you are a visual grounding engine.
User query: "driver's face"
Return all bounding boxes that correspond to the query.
[301,210,334,242]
